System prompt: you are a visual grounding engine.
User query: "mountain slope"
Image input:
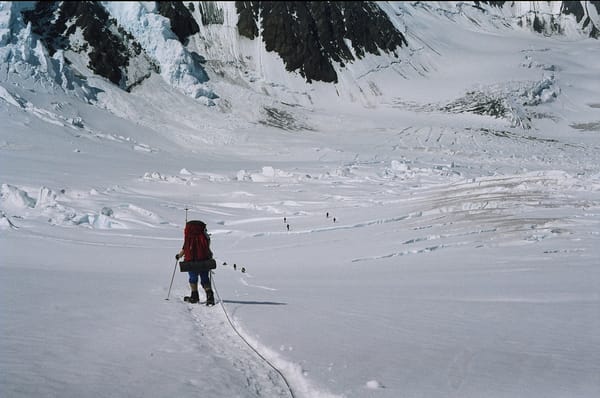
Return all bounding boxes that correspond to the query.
[4,1,599,105]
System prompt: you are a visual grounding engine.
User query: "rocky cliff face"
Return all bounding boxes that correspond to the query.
[556,1,599,37]
[476,1,600,38]
[10,1,600,101]
[235,1,407,83]
[22,1,157,91]
[156,2,199,44]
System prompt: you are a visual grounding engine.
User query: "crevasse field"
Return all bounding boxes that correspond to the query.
[1,2,600,398]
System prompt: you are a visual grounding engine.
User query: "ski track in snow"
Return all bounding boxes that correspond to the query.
[177,283,341,398]
[184,302,293,398]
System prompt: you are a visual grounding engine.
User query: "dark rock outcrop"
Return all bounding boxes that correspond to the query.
[236,1,260,39]
[561,1,600,38]
[156,1,200,44]
[236,1,407,83]
[22,1,156,90]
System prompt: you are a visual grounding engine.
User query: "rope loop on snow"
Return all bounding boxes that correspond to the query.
[211,271,296,398]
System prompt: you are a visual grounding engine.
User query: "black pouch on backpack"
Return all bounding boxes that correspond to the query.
[179,258,217,272]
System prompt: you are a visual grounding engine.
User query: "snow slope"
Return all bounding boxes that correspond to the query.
[2,2,600,398]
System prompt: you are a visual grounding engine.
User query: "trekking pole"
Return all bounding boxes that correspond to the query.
[165,258,178,300]
[166,207,189,301]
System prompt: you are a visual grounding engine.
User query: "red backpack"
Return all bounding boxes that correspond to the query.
[183,220,213,261]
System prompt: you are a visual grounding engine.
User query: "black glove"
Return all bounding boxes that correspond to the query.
[175,253,180,260]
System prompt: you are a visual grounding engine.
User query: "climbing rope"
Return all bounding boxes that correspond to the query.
[211,271,296,398]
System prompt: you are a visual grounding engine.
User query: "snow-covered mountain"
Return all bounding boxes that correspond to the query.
[3,2,599,105]
[1,2,599,398]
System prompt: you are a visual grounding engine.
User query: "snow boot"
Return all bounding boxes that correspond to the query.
[204,286,215,306]
[189,290,200,304]
[185,283,200,303]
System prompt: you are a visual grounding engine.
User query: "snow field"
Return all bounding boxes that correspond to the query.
[4,136,598,397]
[2,1,600,397]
